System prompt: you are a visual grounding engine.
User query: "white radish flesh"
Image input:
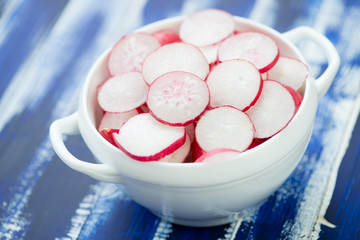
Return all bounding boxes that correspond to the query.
[107,32,161,76]
[98,109,139,131]
[267,56,309,91]
[179,9,235,47]
[113,113,186,161]
[159,133,191,163]
[246,80,296,139]
[195,106,254,152]
[97,72,149,113]
[218,31,279,73]
[142,42,209,85]
[147,71,210,126]
[206,59,262,111]
[194,148,241,163]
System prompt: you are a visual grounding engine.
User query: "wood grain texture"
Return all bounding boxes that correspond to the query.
[0,0,359,239]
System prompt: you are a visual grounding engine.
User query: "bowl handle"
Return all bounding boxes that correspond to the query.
[283,26,340,99]
[49,112,124,183]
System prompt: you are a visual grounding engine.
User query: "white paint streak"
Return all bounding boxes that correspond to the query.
[55,183,129,240]
[0,0,146,238]
[0,0,24,45]
[152,219,173,240]
[179,0,217,16]
[281,0,360,238]
[249,0,278,26]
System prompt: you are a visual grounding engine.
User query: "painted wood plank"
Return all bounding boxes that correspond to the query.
[0,0,359,239]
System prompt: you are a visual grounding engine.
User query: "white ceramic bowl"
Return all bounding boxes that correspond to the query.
[50,16,340,227]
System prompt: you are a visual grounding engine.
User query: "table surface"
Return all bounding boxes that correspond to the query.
[0,0,359,239]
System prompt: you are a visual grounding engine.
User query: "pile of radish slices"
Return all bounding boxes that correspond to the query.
[97,9,309,163]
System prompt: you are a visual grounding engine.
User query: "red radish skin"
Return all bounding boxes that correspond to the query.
[247,138,268,149]
[185,122,195,144]
[194,148,241,163]
[137,104,149,113]
[218,31,280,73]
[267,56,309,91]
[206,59,263,111]
[179,9,235,47]
[152,29,181,45]
[192,140,206,161]
[98,109,139,131]
[142,42,210,85]
[283,84,303,112]
[195,106,254,152]
[147,71,210,126]
[107,32,161,76]
[159,133,191,163]
[97,72,149,113]
[246,80,296,139]
[113,113,186,161]
[99,128,119,147]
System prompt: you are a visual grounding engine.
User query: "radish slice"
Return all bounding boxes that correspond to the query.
[267,56,309,91]
[185,122,195,144]
[98,109,139,131]
[97,72,149,113]
[194,148,241,163]
[199,42,220,65]
[159,133,191,163]
[283,85,303,112]
[99,128,119,147]
[218,31,279,73]
[107,32,161,76]
[113,113,186,161]
[246,80,296,139]
[247,137,268,149]
[147,71,210,126]
[142,42,209,85]
[206,59,262,111]
[152,29,181,45]
[195,106,254,152]
[261,71,269,80]
[179,9,235,47]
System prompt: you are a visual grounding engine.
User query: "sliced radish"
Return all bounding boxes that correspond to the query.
[194,148,241,163]
[206,59,263,111]
[152,29,181,45]
[107,32,161,76]
[261,71,269,80]
[192,140,205,161]
[195,106,254,152]
[142,42,209,85]
[147,71,210,126]
[97,72,149,113]
[267,56,309,91]
[137,103,149,113]
[113,113,186,161]
[185,122,195,144]
[98,109,139,131]
[199,42,220,66]
[99,128,119,147]
[218,31,279,73]
[283,84,303,112]
[159,133,191,163]
[179,9,235,47]
[247,137,268,149]
[246,80,296,139]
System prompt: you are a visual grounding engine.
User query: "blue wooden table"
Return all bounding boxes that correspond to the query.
[0,0,359,239]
